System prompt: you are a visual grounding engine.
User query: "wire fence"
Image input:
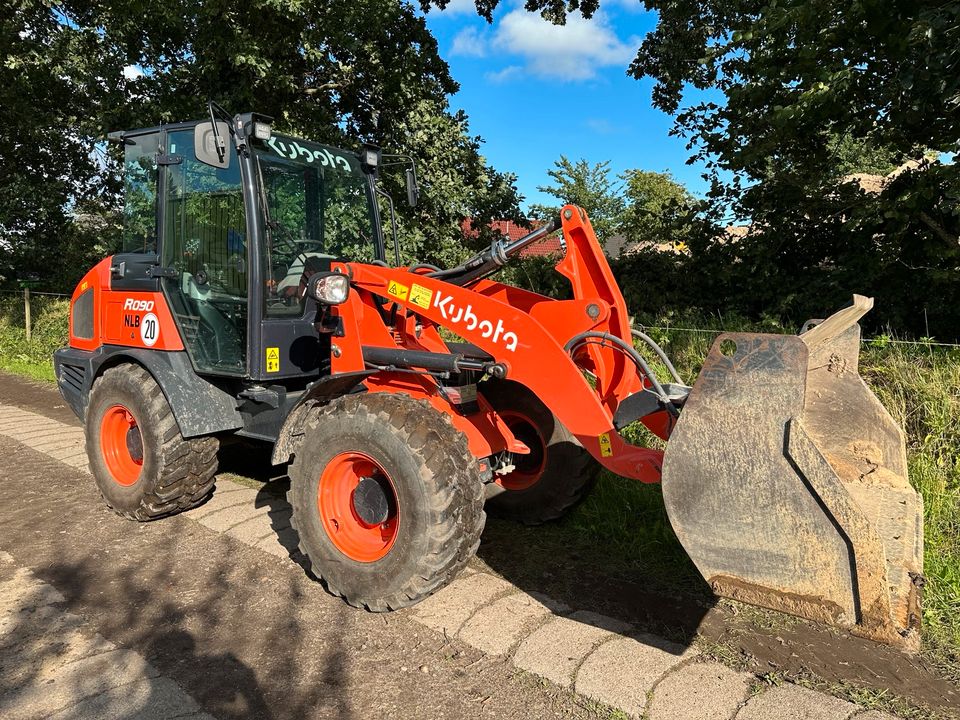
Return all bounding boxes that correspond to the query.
[1,287,958,349]
[0,289,70,342]
[0,290,70,298]
[637,324,960,349]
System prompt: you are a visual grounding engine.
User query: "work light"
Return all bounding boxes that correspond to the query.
[359,143,381,173]
[308,272,350,305]
[253,121,272,141]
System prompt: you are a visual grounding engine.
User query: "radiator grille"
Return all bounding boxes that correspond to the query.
[60,363,86,394]
[72,288,94,340]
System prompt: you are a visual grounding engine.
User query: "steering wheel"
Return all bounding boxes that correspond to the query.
[269,220,323,254]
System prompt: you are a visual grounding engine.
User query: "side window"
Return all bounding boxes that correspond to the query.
[161,129,248,375]
[122,134,159,253]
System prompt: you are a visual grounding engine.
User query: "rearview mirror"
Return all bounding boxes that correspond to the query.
[405,168,419,207]
[194,121,231,169]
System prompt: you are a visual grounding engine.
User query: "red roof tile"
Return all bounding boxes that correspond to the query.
[461,218,563,258]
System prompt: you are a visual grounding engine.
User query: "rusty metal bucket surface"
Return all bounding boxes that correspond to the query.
[661,296,924,650]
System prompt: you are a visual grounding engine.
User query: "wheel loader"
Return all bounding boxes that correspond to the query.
[54,105,924,651]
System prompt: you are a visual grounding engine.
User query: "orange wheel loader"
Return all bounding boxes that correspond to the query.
[53,105,924,650]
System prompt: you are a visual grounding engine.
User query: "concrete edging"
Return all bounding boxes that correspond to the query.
[0,403,902,720]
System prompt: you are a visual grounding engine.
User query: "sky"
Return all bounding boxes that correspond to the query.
[423,0,709,212]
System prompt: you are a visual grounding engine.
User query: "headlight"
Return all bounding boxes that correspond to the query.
[308,272,350,305]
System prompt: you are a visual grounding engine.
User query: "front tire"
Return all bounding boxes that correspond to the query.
[85,364,219,521]
[288,393,485,611]
[480,380,598,525]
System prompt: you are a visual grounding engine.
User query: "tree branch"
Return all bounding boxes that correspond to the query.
[919,211,959,247]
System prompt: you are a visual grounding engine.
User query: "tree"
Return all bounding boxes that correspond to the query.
[2,0,522,291]
[0,3,126,288]
[441,0,960,335]
[619,170,703,249]
[529,156,624,242]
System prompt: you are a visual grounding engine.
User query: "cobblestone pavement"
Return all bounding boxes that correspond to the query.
[0,401,904,720]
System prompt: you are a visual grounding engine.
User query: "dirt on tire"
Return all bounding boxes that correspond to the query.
[288,392,486,611]
[86,363,219,520]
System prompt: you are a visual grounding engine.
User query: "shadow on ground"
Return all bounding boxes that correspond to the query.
[1,530,351,720]
[221,439,959,716]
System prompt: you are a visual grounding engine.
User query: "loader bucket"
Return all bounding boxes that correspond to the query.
[661,296,924,650]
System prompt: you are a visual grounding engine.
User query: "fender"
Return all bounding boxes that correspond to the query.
[53,346,243,438]
[270,370,375,465]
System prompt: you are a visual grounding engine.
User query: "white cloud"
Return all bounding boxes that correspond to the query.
[485,65,522,84]
[451,26,488,57]
[491,10,637,81]
[123,65,144,81]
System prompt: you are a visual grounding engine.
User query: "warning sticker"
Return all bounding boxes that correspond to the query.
[266,347,280,373]
[387,280,409,302]
[409,283,433,309]
[598,432,614,457]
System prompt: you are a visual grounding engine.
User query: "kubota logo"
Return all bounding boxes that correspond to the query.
[123,299,155,312]
[433,291,519,352]
[265,137,352,172]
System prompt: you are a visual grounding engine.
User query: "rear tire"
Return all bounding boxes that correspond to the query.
[288,393,485,610]
[85,364,219,521]
[481,380,598,525]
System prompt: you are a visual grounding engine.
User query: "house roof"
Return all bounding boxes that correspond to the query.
[461,218,564,258]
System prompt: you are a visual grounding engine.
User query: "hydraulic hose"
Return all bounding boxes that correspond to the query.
[630,328,684,385]
[563,331,677,414]
[428,217,560,286]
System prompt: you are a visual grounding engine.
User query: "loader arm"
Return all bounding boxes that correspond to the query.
[329,205,674,478]
[331,250,665,483]
[327,204,923,651]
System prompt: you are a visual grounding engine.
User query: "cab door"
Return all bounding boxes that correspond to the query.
[159,128,249,376]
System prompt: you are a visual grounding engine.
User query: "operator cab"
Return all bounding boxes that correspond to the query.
[112,112,386,382]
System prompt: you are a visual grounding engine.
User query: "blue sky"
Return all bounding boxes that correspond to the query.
[423,0,709,212]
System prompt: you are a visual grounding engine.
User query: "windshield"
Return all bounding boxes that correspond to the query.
[253,134,376,316]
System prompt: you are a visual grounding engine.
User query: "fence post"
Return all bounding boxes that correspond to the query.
[23,287,31,342]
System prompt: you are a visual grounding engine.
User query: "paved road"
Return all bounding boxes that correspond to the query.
[0,377,918,719]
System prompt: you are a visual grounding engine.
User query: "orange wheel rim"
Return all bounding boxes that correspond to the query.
[318,451,399,562]
[100,404,143,486]
[496,410,546,491]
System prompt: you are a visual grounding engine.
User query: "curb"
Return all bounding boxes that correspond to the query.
[0,403,903,720]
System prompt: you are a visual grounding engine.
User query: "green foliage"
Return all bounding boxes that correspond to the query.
[529,156,625,243]
[0,296,68,382]
[2,0,523,290]
[619,170,709,251]
[0,3,123,289]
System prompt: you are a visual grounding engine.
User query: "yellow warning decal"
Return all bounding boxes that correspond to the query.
[409,283,433,309]
[598,432,614,457]
[266,347,280,373]
[80,280,88,291]
[387,280,409,302]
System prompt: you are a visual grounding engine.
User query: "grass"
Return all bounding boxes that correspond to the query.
[558,314,960,676]
[0,295,67,383]
[862,341,960,676]
[1,298,957,677]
